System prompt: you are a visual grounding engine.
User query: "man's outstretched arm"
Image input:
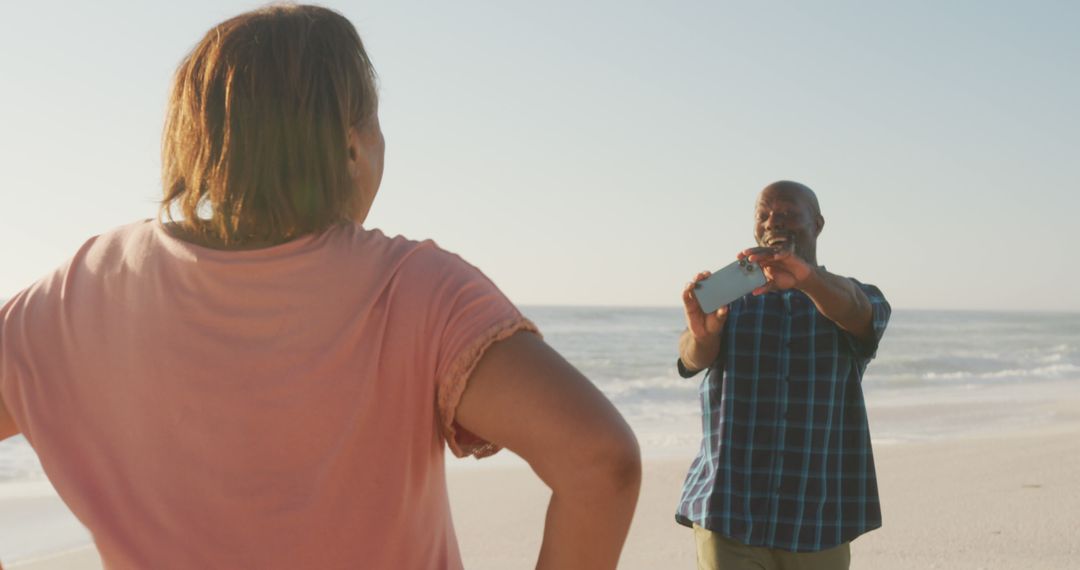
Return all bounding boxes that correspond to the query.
[798,268,874,339]
[744,248,873,340]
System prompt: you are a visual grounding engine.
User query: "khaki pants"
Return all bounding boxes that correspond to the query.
[693,524,850,570]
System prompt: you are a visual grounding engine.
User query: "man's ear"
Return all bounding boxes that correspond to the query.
[815,215,825,236]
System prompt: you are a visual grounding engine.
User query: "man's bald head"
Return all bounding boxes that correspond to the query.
[759,180,821,218]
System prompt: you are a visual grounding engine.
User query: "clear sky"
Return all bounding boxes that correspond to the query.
[1,1,1077,311]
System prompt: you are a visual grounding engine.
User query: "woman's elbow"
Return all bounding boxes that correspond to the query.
[570,422,643,497]
[607,428,643,493]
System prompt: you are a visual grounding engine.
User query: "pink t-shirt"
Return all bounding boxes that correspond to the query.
[0,220,537,569]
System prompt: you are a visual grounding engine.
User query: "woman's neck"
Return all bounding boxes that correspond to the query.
[161,221,296,251]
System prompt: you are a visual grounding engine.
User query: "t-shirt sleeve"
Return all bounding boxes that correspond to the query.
[842,280,890,360]
[409,246,539,459]
[0,297,20,430]
[0,268,65,438]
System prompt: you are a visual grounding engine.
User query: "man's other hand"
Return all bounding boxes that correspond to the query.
[742,246,814,295]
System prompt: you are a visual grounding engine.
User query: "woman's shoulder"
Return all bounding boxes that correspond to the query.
[332,225,502,302]
[75,219,157,250]
[334,224,474,272]
[30,220,157,279]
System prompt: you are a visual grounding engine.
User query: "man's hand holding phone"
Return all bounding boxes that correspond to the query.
[680,271,729,372]
[683,270,730,341]
[680,250,773,371]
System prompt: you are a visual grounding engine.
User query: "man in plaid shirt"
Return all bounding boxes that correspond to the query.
[676,181,890,570]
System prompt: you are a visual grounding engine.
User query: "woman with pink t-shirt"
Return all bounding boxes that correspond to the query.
[0,5,640,569]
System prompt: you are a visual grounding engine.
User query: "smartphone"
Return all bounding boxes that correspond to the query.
[693,258,766,313]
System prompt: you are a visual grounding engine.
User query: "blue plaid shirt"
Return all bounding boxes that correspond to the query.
[675,279,890,552]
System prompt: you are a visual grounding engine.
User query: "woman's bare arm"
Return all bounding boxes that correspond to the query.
[455,331,641,570]
[0,391,18,441]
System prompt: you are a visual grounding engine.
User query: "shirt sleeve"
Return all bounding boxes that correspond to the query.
[676,357,702,378]
[676,326,727,379]
[409,245,539,459]
[842,280,890,360]
[677,352,724,378]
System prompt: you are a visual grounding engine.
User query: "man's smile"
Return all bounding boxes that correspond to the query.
[764,233,793,248]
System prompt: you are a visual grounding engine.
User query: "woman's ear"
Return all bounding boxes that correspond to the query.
[346,127,362,177]
[344,118,386,224]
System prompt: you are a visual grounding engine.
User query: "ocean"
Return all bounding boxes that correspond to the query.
[522,307,1080,453]
[2,308,1078,484]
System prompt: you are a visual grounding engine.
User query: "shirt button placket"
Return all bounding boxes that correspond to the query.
[771,293,793,537]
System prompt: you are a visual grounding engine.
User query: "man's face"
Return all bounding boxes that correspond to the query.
[753,186,822,261]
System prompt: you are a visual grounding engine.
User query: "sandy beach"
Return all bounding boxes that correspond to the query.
[444,428,1080,570]
[6,399,1079,569]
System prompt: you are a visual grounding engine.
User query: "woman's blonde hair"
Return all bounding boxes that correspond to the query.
[161,4,377,245]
